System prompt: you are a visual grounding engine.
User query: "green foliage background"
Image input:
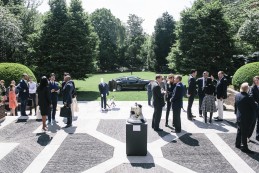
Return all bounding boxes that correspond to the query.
[232,62,259,89]
[0,63,36,86]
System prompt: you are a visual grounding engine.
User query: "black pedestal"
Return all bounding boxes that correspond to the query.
[126,122,147,156]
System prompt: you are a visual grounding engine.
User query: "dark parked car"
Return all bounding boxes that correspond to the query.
[114,76,150,91]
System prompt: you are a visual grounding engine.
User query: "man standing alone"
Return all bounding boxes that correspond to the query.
[152,74,165,131]
[187,69,197,120]
[215,71,228,121]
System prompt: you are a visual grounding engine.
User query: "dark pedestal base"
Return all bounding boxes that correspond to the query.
[126,122,147,156]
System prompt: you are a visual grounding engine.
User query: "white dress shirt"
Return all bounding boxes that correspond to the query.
[29,81,37,94]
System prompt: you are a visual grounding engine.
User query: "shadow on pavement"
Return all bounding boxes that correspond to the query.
[36,132,53,146]
[179,133,199,146]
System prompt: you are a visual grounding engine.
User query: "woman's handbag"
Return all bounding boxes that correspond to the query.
[60,106,72,117]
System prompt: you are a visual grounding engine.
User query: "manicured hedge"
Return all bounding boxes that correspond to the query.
[232,62,259,89]
[0,63,36,86]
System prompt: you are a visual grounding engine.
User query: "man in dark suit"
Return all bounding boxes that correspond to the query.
[215,71,228,121]
[63,75,74,128]
[48,73,60,124]
[165,74,175,127]
[250,76,259,141]
[196,71,209,117]
[187,69,197,120]
[152,74,165,131]
[171,75,184,133]
[18,73,29,116]
[235,82,257,154]
[98,78,109,110]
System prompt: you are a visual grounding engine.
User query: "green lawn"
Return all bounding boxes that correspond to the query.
[74,72,188,101]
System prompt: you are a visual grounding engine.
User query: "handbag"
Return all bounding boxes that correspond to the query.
[60,106,72,117]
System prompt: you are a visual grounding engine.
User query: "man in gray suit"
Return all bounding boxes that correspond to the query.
[152,74,166,131]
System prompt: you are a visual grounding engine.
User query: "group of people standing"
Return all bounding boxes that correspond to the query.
[0,72,76,131]
[150,71,259,154]
[33,72,76,130]
[187,70,228,123]
[152,74,184,133]
[150,70,226,133]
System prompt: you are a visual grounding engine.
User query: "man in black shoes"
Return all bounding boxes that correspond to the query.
[152,74,166,131]
[214,71,228,122]
[165,74,176,127]
[171,75,184,133]
[63,75,74,128]
[235,83,257,154]
[187,69,197,120]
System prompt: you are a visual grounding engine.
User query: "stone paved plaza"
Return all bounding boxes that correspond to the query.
[0,101,258,173]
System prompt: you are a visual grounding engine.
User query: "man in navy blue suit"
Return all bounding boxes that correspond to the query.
[48,73,60,124]
[63,75,74,128]
[171,75,184,133]
[18,73,29,116]
[187,69,197,120]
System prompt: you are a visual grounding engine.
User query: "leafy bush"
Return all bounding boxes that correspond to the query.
[232,62,259,89]
[0,63,36,87]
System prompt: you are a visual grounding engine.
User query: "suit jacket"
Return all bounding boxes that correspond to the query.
[171,82,184,109]
[98,83,109,95]
[235,92,257,123]
[49,81,59,101]
[63,81,74,105]
[62,80,76,97]
[188,75,197,96]
[250,85,259,104]
[216,77,228,99]
[18,79,29,100]
[196,77,206,96]
[152,81,165,108]
[37,86,51,110]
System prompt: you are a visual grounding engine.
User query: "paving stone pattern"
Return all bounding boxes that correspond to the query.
[0,120,55,173]
[42,134,114,173]
[107,163,172,173]
[161,133,237,173]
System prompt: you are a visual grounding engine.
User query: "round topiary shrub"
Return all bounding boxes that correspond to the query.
[232,62,259,89]
[0,63,36,86]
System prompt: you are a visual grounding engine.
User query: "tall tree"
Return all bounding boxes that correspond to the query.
[153,12,176,72]
[139,35,156,70]
[35,0,69,78]
[91,8,125,72]
[238,12,259,50]
[125,14,145,70]
[62,0,99,78]
[167,0,234,75]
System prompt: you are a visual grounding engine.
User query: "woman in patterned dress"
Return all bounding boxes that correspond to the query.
[201,77,217,123]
